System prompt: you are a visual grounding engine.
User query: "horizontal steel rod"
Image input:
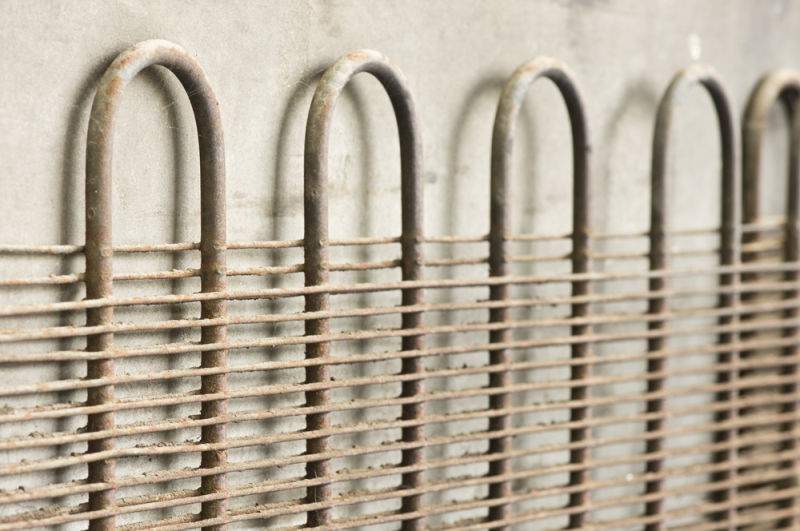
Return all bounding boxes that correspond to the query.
[0,427,795,526]
[0,243,788,288]
[1,373,797,479]
[5,282,800,345]
[5,451,796,530]
[3,261,800,318]
[0,345,797,454]
[1,307,799,400]
[0,219,785,256]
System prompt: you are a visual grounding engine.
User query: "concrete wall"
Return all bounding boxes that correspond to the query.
[2,0,798,247]
[1,1,798,528]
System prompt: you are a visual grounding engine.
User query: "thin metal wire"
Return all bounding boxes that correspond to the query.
[1,428,797,529]
[1,355,798,474]
[6,259,800,319]
[8,450,795,531]
[0,427,796,521]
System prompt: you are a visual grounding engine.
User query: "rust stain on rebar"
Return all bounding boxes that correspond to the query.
[303,49,424,529]
[645,65,738,530]
[488,56,592,529]
[741,69,800,529]
[85,39,228,531]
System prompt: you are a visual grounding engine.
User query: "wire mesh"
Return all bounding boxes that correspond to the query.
[0,40,799,530]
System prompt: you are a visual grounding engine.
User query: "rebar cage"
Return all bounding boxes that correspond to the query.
[1,39,799,529]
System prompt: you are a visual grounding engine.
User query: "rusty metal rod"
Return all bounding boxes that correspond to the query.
[5,49,800,531]
[2,386,797,484]
[487,56,592,528]
[5,258,798,317]
[8,235,783,288]
[2,333,798,448]
[3,297,799,392]
[302,49,424,528]
[1,427,796,528]
[1,403,795,506]
[1,362,797,462]
[5,223,781,256]
[3,285,799,345]
[2,369,797,485]
[741,68,800,529]
[0,355,797,462]
[442,480,800,531]
[3,271,799,347]
[84,39,228,531]
[10,452,798,531]
[5,235,786,287]
[3,292,800,378]
[644,65,737,530]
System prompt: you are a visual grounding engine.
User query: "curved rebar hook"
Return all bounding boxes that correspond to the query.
[647,65,738,528]
[488,57,590,528]
[303,50,423,529]
[85,40,227,531]
[743,70,800,226]
[742,70,800,528]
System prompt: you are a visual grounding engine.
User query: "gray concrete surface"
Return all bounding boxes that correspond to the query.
[1,0,798,247]
[0,1,798,529]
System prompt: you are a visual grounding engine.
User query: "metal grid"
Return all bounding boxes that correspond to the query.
[0,39,799,529]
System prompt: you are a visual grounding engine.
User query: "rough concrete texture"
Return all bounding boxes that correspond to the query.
[0,0,798,246]
[1,1,799,529]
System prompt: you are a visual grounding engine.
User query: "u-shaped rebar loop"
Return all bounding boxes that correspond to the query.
[742,70,800,529]
[303,50,423,529]
[86,40,227,531]
[647,65,738,530]
[489,58,591,529]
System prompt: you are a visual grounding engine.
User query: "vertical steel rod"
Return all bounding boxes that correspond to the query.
[645,65,737,530]
[488,58,590,529]
[742,70,800,528]
[304,49,423,529]
[86,39,227,531]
